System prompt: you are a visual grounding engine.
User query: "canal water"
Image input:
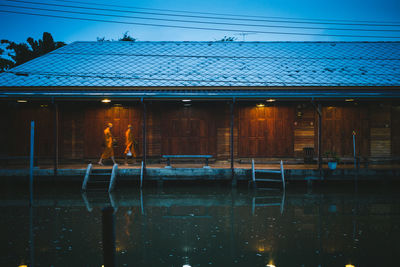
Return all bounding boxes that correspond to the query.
[0,182,399,266]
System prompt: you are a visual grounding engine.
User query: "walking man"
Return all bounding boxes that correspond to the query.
[98,123,117,165]
[124,124,137,165]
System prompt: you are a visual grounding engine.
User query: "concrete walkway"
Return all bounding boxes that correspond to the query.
[1,160,400,181]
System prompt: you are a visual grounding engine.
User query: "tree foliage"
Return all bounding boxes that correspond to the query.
[0,48,14,72]
[97,32,136,42]
[0,32,66,71]
[119,32,136,41]
[217,36,237,42]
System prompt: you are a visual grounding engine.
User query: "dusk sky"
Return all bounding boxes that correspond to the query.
[1,0,400,44]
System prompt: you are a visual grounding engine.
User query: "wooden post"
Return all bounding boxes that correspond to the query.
[53,102,59,176]
[142,99,147,169]
[230,99,236,186]
[317,104,322,172]
[102,207,116,267]
[29,121,34,207]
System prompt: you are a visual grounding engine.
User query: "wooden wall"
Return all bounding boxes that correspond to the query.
[3,102,55,158]
[2,100,398,161]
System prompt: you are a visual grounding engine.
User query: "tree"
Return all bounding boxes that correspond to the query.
[119,32,136,41]
[0,32,66,69]
[0,48,14,72]
[217,36,237,42]
[96,32,136,42]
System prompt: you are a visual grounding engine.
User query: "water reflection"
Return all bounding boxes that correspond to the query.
[0,184,399,266]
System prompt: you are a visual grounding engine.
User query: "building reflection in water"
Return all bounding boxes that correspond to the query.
[0,185,399,266]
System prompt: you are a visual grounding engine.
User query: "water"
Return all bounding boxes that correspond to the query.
[1,183,399,266]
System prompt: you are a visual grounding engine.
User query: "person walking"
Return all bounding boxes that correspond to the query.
[98,123,117,165]
[124,124,137,165]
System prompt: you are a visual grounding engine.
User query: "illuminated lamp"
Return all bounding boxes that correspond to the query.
[345,265,355,267]
[19,265,28,267]
[256,103,265,107]
[182,99,192,102]
[101,99,111,103]
[183,265,191,267]
[345,99,354,102]
[266,99,276,102]
[266,264,276,267]
[17,100,27,103]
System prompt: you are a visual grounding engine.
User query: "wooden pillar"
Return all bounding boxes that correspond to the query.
[317,103,322,172]
[53,102,59,176]
[142,99,147,168]
[230,99,236,186]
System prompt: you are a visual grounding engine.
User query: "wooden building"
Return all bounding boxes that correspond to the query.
[0,41,399,166]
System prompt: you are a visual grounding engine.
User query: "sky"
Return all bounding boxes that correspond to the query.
[0,0,400,44]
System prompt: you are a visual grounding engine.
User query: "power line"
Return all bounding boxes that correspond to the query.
[52,0,400,25]
[4,0,400,27]
[2,3,400,33]
[2,9,400,39]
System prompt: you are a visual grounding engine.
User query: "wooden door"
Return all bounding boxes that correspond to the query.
[322,105,369,157]
[238,105,294,157]
[161,103,216,155]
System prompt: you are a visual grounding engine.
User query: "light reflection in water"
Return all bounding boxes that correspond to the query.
[1,185,399,266]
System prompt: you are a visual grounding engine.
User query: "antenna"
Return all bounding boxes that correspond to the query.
[235,32,257,41]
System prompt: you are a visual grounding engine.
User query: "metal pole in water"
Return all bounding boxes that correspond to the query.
[352,131,357,170]
[230,98,236,186]
[102,207,116,267]
[29,121,34,207]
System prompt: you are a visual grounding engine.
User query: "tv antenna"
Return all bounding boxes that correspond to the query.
[235,32,257,41]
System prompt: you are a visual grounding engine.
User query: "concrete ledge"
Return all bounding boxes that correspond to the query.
[0,167,399,182]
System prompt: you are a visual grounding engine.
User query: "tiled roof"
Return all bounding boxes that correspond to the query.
[0,41,399,87]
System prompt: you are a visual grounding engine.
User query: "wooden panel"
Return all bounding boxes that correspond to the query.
[371,128,391,157]
[294,106,315,155]
[369,104,391,157]
[59,105,84,159]
[238,104,294,157]
[216,128,238,159]
[160,102,218,156]
[392,105,400,156]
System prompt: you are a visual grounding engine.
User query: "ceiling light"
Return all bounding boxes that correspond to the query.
[256,103,265,107]
[101,99,111,103]
[17,100,27,103]
[266,99,276,102]
[182,99,192,102]
[345,99,354,102]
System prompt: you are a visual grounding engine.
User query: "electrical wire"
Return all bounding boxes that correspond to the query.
[1,10,400,39]
[2,3,400,33]
[51,0,400,25]
[3,0,400,27]
[50,51,400,61]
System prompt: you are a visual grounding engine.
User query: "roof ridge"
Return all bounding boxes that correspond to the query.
[71,40,400,44]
